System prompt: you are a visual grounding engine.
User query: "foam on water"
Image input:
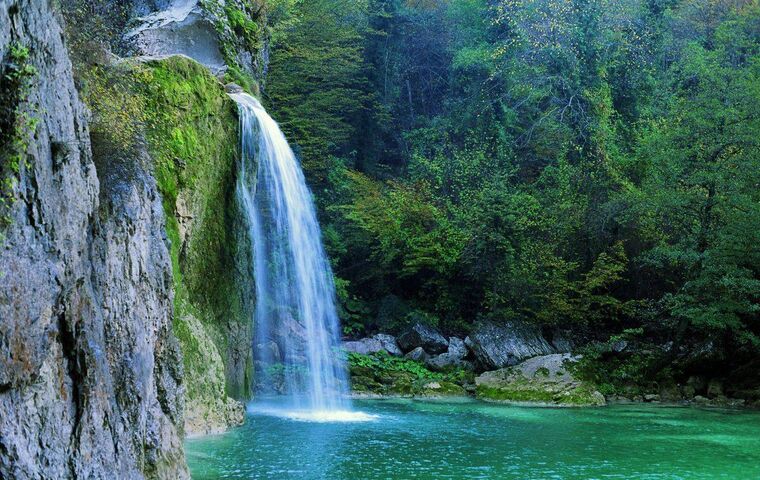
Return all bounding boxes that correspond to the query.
[249,404,378,423]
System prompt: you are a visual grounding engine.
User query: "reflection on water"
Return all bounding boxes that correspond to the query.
[187,400,760,480]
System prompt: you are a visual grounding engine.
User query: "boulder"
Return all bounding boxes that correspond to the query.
[397,323,448,354]
[342,334,402,356]
[373,334,403,356]
[126,1,227,72]
[418,381,466,397]
[405,347,429,362]
[424,337,474,372]
[448,337,468,358]
[475,354,605,407]
[466,320,555,369]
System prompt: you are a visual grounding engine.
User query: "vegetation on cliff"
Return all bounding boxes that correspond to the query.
[68,48,254,432]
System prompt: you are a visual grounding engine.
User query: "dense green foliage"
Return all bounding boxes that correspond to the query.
[266,0,760,388]
[348,351,471,395]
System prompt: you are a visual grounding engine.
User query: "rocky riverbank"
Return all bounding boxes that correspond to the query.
[344,322,759,409]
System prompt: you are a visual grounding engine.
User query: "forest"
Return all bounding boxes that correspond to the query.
[264,0,760,394]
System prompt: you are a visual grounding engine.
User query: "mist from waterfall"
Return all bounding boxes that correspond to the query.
[231,92,350,414]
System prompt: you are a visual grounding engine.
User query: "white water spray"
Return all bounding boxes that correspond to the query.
[231,92,350,414]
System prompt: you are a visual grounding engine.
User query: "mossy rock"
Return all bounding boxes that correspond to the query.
[347,352,470,397]
[386,377,415,396]
[475,354,606,407]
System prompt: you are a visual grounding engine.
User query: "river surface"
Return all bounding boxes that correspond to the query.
[186,399,760,479]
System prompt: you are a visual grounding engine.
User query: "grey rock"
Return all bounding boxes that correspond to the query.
[125,0,269,83]
[424,337,473,372]
[342,333,402,356]
[405,347,429,362]
[447,337,468,358]
[373,334,403,356]
[397,323,448,354]
[425,355,474,372]
[0,0,186,477]
[466,320,555,369]
[127,2,227,73]
[611,339,629,353]
[644,394,661,402]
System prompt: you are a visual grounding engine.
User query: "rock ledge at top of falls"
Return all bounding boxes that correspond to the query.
[126,0,226,72]
[475,354,606,407]
[124,0,269,83]
[397,323,449,354]
[465,320,555,369]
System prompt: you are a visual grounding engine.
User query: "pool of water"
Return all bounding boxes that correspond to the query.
[186,399,760,479]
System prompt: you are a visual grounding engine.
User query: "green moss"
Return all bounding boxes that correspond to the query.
[200,0,266,94]
[476,384,556,403]
[419,381,466,397]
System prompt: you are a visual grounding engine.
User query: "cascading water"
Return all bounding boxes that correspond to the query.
[231,92,361,420]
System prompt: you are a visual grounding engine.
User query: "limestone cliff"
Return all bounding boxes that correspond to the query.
[0,0,186,477]
[0,0,268,476]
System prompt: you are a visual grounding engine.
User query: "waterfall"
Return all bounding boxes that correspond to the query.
[231,92,350,414]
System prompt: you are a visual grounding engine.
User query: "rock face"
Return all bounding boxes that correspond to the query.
[397,323,449,354]
[343,334,402,356]
[466,320,555,369]
[475,354,605,407]
[0,0,186,477]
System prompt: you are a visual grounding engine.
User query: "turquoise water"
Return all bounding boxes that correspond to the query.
[186,399,760,479]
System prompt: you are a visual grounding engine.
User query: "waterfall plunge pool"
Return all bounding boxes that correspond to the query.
[186,398,760,479]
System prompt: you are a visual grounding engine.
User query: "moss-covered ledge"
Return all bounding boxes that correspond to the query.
[135,55,256,434]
